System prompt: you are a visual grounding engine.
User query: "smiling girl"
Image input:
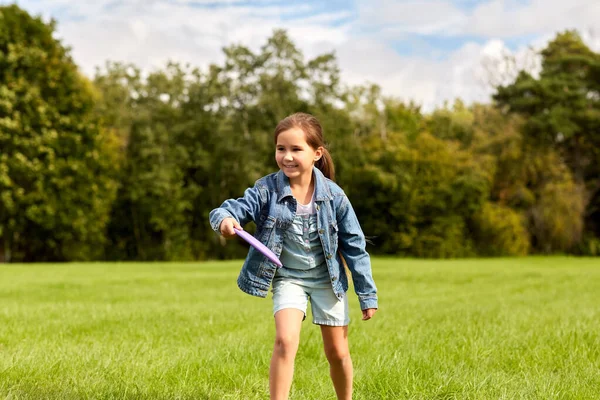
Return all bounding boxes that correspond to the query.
[209,112,378,400]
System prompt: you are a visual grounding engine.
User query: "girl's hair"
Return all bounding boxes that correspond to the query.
[274,112,335,181]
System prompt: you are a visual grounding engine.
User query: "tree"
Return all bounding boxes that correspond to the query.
[495,31,600,183]
[0,5,118,261]
[494,31,600,251]
[427,99,475,147]
[94,62,196,260]
[347,124,491,258]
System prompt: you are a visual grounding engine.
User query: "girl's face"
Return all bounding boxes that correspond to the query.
[276,127,323,184]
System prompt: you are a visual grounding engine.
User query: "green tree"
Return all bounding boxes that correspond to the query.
[92,30,352,261]
[0,5,118,262]
[348,126,490,258]
[472,103,585,253]
[94,62,194,260]
[495,31,600,182]
[427,99,475,147]
[493,31,598,251]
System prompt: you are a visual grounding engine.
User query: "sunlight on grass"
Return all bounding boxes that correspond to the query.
[1,258,599,399]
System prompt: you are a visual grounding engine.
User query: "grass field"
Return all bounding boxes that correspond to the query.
[1,257,599,399]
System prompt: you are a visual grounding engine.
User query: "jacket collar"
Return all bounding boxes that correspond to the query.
[276,166,333,202]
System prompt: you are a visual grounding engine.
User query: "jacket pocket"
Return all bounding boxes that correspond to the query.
[330,222,339,252]
[258,215,277,242]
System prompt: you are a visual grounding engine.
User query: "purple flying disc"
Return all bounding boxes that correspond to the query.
[234,227,283,268]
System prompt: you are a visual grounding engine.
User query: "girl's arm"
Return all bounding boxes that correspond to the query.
[209,183,267,235]
[336,195,378,311]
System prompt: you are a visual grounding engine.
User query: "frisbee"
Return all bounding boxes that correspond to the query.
[234,227,283,268]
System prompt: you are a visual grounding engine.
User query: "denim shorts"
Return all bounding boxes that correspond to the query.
[271,277,349,326]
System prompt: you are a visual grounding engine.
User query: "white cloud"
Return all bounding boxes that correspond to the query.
[465,0,600,38]
[335,38,480,110]
[333,32,549,111]
[6,0,600,111]
[357,0,466,36]
[354,0,600,39]
[44,1,352,77]
[582,27,600,52]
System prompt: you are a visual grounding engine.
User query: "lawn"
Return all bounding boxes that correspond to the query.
[1,257,599,399]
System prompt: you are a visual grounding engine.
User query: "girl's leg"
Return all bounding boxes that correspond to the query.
[320,325,352,400]
[270,308,305,400]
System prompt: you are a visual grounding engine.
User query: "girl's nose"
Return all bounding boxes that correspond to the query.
[283,153,293,161]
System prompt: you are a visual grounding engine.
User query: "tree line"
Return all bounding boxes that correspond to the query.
[1,4,599,262]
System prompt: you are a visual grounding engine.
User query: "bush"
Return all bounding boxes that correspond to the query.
[472,202,530,256]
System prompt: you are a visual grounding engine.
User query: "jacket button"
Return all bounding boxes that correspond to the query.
[326,254,332,259]
[318,229,324,234]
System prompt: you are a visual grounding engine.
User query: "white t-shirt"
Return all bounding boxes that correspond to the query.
[296,190,316,215]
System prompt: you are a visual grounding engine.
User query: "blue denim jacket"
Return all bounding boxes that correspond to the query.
[209,167,378,310]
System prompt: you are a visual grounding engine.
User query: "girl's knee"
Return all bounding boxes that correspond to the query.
[323,344,350,363]
[274,334,299,358]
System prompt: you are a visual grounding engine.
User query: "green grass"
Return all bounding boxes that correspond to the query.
[1,257,599,399]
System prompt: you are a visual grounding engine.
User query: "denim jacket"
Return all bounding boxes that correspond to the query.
[209,167,378,310]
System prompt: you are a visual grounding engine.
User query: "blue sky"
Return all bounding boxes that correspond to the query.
[6,0,599,110]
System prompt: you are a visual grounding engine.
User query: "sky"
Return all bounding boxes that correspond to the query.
[6,0,600,111]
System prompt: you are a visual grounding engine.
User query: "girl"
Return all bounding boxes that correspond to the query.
[209,112,378,400]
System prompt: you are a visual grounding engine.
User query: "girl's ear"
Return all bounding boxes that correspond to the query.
[314,146,324,161]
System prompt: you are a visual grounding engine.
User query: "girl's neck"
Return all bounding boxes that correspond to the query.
[290,173,314,205]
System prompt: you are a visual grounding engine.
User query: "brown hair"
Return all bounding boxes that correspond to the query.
[274,112,335,181]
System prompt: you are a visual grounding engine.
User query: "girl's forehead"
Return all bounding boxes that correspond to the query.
[276,127,308,144]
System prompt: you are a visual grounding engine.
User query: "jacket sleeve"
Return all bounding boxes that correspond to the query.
[209,183,267,234]
[336,195,378,310]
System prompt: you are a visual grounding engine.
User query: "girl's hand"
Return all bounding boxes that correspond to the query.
[220,217,242,238]
[362,308,377,321]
